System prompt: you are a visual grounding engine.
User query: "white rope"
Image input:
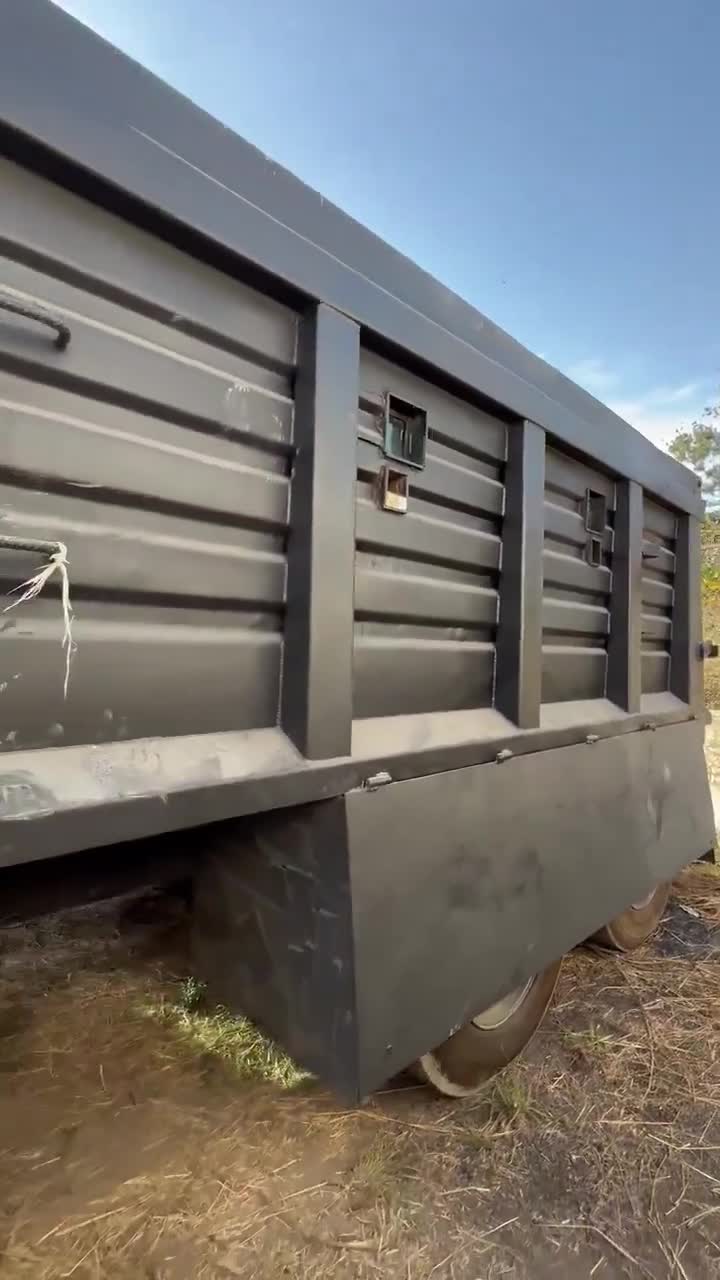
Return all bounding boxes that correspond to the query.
[4,543,74,698]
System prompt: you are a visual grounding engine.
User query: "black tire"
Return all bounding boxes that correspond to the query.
[413,960,562,1097]
[591,882,670,952]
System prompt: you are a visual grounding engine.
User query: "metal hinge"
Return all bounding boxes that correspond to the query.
[364,771,393,791]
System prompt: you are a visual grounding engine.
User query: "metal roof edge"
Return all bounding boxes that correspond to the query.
[0,0,702,516]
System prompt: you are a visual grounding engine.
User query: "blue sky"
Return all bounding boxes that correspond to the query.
[54,0,719,448]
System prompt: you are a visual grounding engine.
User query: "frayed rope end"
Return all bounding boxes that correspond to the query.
[4,541,75,698]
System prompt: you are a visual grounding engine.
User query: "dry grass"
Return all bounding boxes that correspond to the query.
[704,660,720,711]
[1,868,719,1279]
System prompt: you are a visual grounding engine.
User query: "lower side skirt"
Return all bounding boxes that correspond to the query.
[193,719,714,1099]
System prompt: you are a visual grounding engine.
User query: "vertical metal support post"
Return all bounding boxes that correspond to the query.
[495,419,545,728]
[670,515,702,712]
[281,303,359,759]
[607,480,642,712]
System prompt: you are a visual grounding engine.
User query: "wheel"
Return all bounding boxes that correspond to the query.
[591,882,670,952]
[412,960,562,1097]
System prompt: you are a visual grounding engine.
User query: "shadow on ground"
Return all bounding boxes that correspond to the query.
[1,866,720,1279]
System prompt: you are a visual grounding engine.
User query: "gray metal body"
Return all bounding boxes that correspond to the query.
[0,0,713,1098]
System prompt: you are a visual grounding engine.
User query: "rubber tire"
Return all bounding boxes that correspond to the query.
[591,881,670,952]
[413,960,562,1097]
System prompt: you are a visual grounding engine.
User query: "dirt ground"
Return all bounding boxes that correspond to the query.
[1,864,720,1280]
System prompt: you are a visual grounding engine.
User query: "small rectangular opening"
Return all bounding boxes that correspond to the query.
[585,489,607,535]
[586,535,602,568]
[384,394,427,470]
[378,465,409,514]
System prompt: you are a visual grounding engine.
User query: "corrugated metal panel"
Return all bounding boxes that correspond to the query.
[642,496,677,694]
[542,446,614,702]
[0,158,297,751]
[354,350,505,718]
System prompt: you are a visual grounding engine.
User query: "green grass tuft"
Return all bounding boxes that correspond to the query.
[176,975,207,1013]
[348,1135,406,1207]
[488,1072,536,1121]
[563,1025,616,1056]
[147,979,307,1088]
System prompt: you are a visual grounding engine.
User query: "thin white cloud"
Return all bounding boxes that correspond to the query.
[608,393,708,449]
[566,358,620,394]
[563,356,711,449]
[642,381,703,406]
[608,401,677,447]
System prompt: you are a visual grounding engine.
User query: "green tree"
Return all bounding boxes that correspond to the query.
[668,400,720,509]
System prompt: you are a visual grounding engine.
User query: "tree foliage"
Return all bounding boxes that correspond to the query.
[669,401,720,509]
